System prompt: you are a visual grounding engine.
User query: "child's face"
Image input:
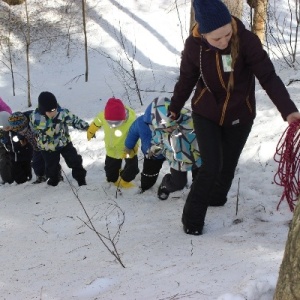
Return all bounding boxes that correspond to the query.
[107,120,125,128]
[45,109,57,119]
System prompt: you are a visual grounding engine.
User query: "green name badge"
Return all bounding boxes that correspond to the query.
[222,54,232,72]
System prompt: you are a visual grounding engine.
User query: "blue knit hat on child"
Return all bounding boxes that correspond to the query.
[193,0,232,34]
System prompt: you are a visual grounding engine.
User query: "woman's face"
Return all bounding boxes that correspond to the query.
[204,23,232,50]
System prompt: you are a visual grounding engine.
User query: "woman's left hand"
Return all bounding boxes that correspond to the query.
[286,112,300,125]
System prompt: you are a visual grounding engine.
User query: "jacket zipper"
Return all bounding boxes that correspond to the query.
[194,87,207,106]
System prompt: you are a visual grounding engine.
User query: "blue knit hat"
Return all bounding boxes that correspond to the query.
[193,0,232,34]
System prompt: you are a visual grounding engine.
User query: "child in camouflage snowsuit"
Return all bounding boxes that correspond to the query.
[30,91,89,187]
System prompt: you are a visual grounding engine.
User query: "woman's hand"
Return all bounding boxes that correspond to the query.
[286,112,300,125]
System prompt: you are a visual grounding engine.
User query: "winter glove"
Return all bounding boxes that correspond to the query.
[167,111,183,123]
[87,122,100,141]
[147,144,163,158]
[123,144,138,159]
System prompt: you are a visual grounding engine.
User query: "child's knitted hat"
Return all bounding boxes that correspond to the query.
[193,0,232,34]
[38,91,58,115]
[104,98,126,121]
[8,112,28,132]
[0,111,11,128]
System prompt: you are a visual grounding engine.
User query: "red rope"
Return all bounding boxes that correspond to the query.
[274,120,300,211]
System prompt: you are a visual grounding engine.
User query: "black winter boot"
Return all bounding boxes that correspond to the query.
[182,216,203,235]
[77,178,87,186]
[157,183,170,200]
[183,225,202,236]
[32,175,47,184]
[47,175,63,186]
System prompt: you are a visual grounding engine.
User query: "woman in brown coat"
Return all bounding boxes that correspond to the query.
[168,0,300,235]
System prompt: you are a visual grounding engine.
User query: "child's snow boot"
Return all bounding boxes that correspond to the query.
[114,178,135,188]
[77,178,87,186]
[32,175,47,184]
[157,183,170,200]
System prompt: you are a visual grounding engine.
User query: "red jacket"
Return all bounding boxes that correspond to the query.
[169,17,298,127]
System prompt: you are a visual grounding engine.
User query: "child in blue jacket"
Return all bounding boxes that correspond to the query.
[125,103,165,192]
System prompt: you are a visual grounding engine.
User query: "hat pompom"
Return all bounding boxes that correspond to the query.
[104,98,126,121]
[8,112,28,132]
[193,0,232,34]
[38,91,58,115]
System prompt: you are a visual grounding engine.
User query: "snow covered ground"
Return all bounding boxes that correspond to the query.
[0,0,299,299]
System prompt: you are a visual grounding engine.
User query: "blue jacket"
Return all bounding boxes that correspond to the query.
[125,104,164,159]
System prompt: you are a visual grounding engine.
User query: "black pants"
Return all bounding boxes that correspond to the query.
[182,114,253,231]
[41,142,86,184]
[32,150,46,177]
[105,155,139,183]
[0,145,13,183]
[161,167,199,193]
[12,160,32,184]
[141,157,165,191]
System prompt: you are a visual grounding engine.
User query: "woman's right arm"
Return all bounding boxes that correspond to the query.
[169,37,201,115]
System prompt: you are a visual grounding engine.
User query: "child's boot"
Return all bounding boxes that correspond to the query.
[114,178,135,188]
[77,178,87,186]
[32,175,47,184]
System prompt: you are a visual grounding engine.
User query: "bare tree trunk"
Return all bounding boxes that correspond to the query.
[252,0,268,43]
[273,196,300,300]
[7,9,16,96]
[82,0,88,82]
[222,0,243,19]
[24,0,31,107]
[2,0,25,5]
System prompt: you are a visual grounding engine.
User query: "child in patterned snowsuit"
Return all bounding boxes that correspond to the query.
[8,111,47,184]
[87,97,139,188]
[0,111,33,184]
[30,91,89,187]
[150,97,202,200]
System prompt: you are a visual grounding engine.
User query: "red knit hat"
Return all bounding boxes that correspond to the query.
[104,98,126,121]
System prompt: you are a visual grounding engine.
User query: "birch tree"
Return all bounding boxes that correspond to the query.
[223,0,243,19]
[247,0,269,43]
[274,196,300,300]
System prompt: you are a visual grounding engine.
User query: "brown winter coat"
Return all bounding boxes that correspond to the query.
[169,17,298,127]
